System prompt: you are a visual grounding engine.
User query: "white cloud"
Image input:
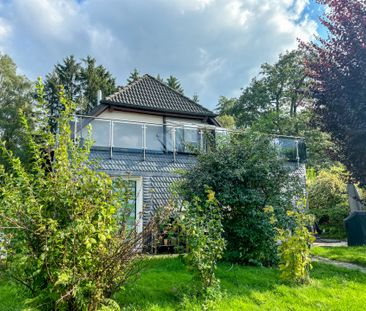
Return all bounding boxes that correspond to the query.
[0,0,319,108]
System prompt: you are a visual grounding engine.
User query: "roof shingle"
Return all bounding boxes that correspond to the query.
[101,74,216,117]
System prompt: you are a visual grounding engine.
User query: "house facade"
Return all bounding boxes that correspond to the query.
[75,74,306,238]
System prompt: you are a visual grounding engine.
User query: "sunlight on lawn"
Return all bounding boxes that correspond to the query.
[1,256,366,310]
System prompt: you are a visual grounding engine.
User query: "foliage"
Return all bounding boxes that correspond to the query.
[127,68,141,84]
[0,80,153,310]
[180,130,302,266]
[303,0,366,186]
[4,257,366,310]
[45,55,117,120]
[312,246,366,267]
[276,208,315,284]
[166,75,184,94]
[307,164,349,238]
[178,190,225,301]
[0,54,34,166]
[79,56,117,111]
[234,50,311,130]
[217,50,336,169]
[216,96,237,116]
[216,114,236,129]
[192,93,199,103]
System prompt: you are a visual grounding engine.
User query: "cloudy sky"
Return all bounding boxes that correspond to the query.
[0,0,324,110]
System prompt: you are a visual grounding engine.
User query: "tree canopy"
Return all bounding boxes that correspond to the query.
[0,54,33,165]
[216,49,336,170]
[127,68,141,84]
[303,0,366,185]
[166,75,184,94]
[45,55,117,120]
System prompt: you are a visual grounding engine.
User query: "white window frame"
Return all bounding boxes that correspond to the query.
[111,175,143,234]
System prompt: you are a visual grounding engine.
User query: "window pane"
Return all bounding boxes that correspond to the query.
[146,125,165,151]
[114,180,137,229]
[113,122,143,149]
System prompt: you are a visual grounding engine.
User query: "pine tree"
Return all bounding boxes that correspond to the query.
[192,93,199,103]
[127,68,141,84]
[166,75,184,94]
[156,74,164,83]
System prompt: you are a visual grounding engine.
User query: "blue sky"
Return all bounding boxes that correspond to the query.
[0,0,325,110]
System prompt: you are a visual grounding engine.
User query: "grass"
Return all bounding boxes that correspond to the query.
[2,256,366,310]
[313,246,366,267]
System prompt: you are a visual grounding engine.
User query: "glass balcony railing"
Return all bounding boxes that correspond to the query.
[72,116,306,164]
[72,115,226,160]
[273,136,306,163]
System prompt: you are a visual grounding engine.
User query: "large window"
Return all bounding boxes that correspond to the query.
[113,177,143,233]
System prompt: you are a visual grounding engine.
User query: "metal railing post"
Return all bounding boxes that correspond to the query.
[143,124,147,160]
[199,129,203,151]
[110,120,113,159]
[172,127,176,162]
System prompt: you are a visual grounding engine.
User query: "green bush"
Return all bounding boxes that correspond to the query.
[276,208,315,284]
[307,165,349,239]
[0,81,153,310]
[180,130,302,266]
[178,190,225,301]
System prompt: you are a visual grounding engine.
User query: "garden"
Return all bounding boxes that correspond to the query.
[1,0,366,310]
[2,256,366,311]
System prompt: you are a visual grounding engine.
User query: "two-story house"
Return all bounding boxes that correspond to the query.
[74,74,306,239]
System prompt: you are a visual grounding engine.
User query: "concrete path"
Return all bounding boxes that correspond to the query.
[314,239,347,247]
[313,256,366,273]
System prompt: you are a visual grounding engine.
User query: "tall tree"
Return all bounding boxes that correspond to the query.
[217,49,335,169]
[192,93,199,103]
[166,75,184,94]
[127,68,141,84]
[234,50,310,132]
[156,74,164,83]
[80,56,117,111]
[0,54,33,164]
[303,0,366,185]
[45,55,117,120]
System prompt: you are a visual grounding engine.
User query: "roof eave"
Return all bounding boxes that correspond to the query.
[100,99,218,118]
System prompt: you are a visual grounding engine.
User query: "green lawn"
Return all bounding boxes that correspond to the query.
[2,256,366,310]
[312,246,366,267]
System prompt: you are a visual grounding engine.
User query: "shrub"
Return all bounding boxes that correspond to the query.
[307,165,349,238]
[0,81,155,310]
[276,208,315,284]
[180,130,302,266]
[178,190,225,301]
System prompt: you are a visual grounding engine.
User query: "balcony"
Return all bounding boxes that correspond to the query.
[72,116,306,164]
[73,115,228,160]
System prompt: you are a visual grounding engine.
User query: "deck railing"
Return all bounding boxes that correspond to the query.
[72,115,306,164]
[73,115,228,161]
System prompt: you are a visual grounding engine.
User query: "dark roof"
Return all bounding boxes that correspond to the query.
[101,74,216,117]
